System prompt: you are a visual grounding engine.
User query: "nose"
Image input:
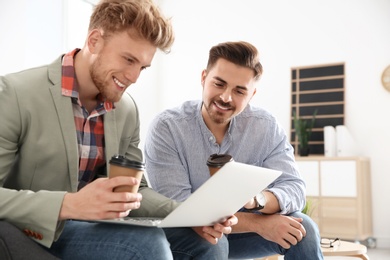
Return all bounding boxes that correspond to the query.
[124,67,141,84]
[219,89,232,103]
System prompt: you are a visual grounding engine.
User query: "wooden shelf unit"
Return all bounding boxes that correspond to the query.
[291,63,345,155]
[296,156,373,241]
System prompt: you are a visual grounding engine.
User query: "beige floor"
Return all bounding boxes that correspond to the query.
[357,248,390,260]
[256,247,390,260]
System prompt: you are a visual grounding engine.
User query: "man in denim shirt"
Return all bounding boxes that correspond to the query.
[145,41,323,259]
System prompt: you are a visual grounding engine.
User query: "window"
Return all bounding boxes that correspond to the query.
[291,63,345,155]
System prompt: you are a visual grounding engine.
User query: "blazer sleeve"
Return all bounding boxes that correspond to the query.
[0,66,68,248]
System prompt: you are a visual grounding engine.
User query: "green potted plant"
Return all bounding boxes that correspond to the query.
[293,110,317,156]
[302,198,315,216]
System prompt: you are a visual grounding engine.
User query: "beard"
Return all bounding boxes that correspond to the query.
[90,56,122,103]
[204,99,235,125]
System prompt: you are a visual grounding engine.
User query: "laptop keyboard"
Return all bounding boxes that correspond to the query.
[121,217,163,226]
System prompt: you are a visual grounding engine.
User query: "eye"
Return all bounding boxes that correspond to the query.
[235,88,247,96]
[124,56,134,64]
[213,81,224,88]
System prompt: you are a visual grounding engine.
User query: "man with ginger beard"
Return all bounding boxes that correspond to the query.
[0,1,236,259]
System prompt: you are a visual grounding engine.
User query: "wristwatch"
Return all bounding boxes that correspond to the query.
[250,192,267,211]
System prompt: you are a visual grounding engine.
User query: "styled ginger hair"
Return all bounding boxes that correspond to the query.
[206,41,263,81]
[89,0,174,53]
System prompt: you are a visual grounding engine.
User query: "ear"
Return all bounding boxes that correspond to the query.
[252,88,257,97]
[201,69,207,87]
[87,29,103,54]
[247,87,257,104]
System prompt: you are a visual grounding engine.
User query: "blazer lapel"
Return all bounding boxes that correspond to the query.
[48,57,79,192]
[104,110,119,171]
[46,56,120,185]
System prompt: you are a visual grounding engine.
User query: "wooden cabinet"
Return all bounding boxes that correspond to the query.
[296,156,373,241]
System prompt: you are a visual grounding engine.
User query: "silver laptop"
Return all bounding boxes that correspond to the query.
[92,161,281,228]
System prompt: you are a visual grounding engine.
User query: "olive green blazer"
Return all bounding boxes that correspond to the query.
[0,56,177,247]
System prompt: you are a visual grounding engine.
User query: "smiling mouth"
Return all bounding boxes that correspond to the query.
[214,101,232,111]
[113,77,127,88]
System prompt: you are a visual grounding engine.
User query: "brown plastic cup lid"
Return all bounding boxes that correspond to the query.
[206,154,233,168]
[109,155,145,170]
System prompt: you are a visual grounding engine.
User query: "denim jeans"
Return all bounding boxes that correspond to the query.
[48,220,173,260]
[48,212,322,260]
[163,227,229,259]
[48,221,229,260]
[228,212,324,260]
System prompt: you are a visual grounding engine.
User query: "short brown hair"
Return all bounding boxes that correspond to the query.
[207,41,263,81]
[89,0,174,53]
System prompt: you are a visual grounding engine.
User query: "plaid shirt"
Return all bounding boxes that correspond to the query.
[62,49,114,190]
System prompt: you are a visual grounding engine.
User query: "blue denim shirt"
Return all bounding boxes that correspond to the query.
[144,100,306,214]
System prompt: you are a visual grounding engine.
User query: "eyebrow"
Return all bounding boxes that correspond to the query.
[213,76,248,91]
[124,52,152,68]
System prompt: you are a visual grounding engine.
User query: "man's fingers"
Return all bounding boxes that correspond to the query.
[201,231,219,245]
[290,216,303,223]
[226,215,238,226]
[289,220,306,238]
[108,176,139,189]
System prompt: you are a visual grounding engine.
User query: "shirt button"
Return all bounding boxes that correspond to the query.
[209,136,214,141]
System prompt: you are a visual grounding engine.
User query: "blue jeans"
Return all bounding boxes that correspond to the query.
[228,212,324,260]
[47,221,228,259]
[163,227,229,259]
[48,220,172,260]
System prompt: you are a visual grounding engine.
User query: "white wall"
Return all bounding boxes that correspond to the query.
[0,0,63,74]
[0,0,389,248]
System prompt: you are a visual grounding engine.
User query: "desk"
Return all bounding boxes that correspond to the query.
[322,240,369,260]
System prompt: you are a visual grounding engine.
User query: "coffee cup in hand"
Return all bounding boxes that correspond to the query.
[109,155,144,193]
[206,153,233,176]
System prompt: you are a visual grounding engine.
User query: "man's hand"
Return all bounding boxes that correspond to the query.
[59,177,142,220]
[192,215,238,244]
[251,214,306,249]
